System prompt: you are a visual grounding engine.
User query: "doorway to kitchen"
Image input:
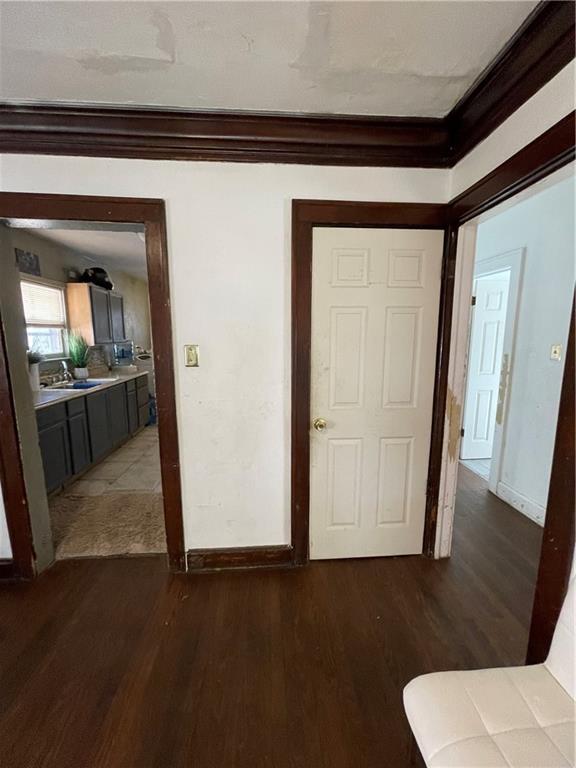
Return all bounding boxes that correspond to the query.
[0,194,184,577]
[18,223,163,559]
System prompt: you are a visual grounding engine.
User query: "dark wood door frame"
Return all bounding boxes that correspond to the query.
[0,192,185,574]
[425,113,576,557]
[291,201,449,565]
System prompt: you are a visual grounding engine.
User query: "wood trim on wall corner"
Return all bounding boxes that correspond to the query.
[0,2,572,168]
[187,545,294,572]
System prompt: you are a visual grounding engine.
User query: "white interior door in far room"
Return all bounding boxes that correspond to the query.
[309,228,444,560]
[460,271,511,460]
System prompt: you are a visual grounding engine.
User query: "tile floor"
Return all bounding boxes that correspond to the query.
[63,425,162,497]
[460,457,491,481]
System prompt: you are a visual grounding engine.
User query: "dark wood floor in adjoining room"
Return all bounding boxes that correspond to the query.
[0,466,543,768]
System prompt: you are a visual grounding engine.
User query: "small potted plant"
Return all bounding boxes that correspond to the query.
[66,332,90,380]
[27,348,43,391]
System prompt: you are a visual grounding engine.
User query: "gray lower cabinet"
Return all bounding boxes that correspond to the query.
[137,377,149,427]
[38,422,72,493]
[86,390,112,462]
[127,385,139,434]
[67,399,91,475]
[37,403,72,493]
[37,376,148,492]
[108,384,129,446]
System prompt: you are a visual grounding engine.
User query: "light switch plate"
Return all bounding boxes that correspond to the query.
[550,344,562,361]
[184,344,199,367]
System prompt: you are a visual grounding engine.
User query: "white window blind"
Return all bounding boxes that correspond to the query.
[21,281,66,326]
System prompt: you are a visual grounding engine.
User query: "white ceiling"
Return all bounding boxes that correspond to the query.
[28,229,148,281]
[0,1,538,117]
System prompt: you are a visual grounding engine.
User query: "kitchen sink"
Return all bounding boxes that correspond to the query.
[48,377,120,390]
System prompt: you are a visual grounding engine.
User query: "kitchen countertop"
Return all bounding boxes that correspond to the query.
[33,371,148,411]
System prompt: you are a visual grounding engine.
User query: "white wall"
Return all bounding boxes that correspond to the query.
[0,157,449,550]
[451,61,576,198]
[0,481,12,559]
[475,176,575,524]
[0,59,573,557]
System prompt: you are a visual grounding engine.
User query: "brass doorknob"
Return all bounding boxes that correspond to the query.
[313,418,327,432]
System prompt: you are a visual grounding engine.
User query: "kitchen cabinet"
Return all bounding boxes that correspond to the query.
[37,375,148,493]
[90,285,113,343]
[109,293,126,343]
[137,376,149,427]
[86,390,112,461]
[67,283,127,346]
[107,384,129,446]
[126,380,139,434]
[67,399,91,475]
[37,403,72,493]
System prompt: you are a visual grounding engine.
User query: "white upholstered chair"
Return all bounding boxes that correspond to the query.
[404,571,575,767]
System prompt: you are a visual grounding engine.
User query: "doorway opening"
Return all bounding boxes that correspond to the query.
[0,194,184,577]
[14,223,164,559]
[440,166,575,646]
[459,169,573,523]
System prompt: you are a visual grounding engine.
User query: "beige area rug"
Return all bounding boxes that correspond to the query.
[50,492,167,559]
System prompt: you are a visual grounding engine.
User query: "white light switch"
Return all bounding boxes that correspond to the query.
[550,344,562,361]
[185,345,199,367]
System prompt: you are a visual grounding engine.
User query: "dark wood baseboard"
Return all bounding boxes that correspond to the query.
[0,2,572,167]
[0,559,19,580]
[187,545,294,572]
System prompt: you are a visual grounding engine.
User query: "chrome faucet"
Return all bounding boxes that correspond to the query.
[61,360,73,383]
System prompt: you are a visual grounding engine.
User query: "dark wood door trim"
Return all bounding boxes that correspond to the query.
[0,2,572,168]
[450,112,576,223]
[291,201,448,565]
[0,192,186,574]
[420,112,576,558]
[526,298,575,664]
[0,320,35,579]
[292,112,575,571]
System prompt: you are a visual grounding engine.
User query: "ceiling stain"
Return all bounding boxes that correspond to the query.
[78,9,176,75]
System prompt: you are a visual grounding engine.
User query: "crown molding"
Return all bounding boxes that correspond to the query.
[448,0,576,163]
[0,1,573,167]
[0,106,451,167]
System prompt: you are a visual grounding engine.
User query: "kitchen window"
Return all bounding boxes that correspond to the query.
[21,279,67,357]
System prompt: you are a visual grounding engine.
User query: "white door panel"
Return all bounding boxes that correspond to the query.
[461,272,510,460]
[310,228,444,560]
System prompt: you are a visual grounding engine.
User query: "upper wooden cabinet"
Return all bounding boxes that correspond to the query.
[109,293,125,343]
[67,283,127,345]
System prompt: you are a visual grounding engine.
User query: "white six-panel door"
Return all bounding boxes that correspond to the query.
[310,228,444,560]
[460,271,510,460]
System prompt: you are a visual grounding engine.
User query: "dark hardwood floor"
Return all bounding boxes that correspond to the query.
[0,467,542,768]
